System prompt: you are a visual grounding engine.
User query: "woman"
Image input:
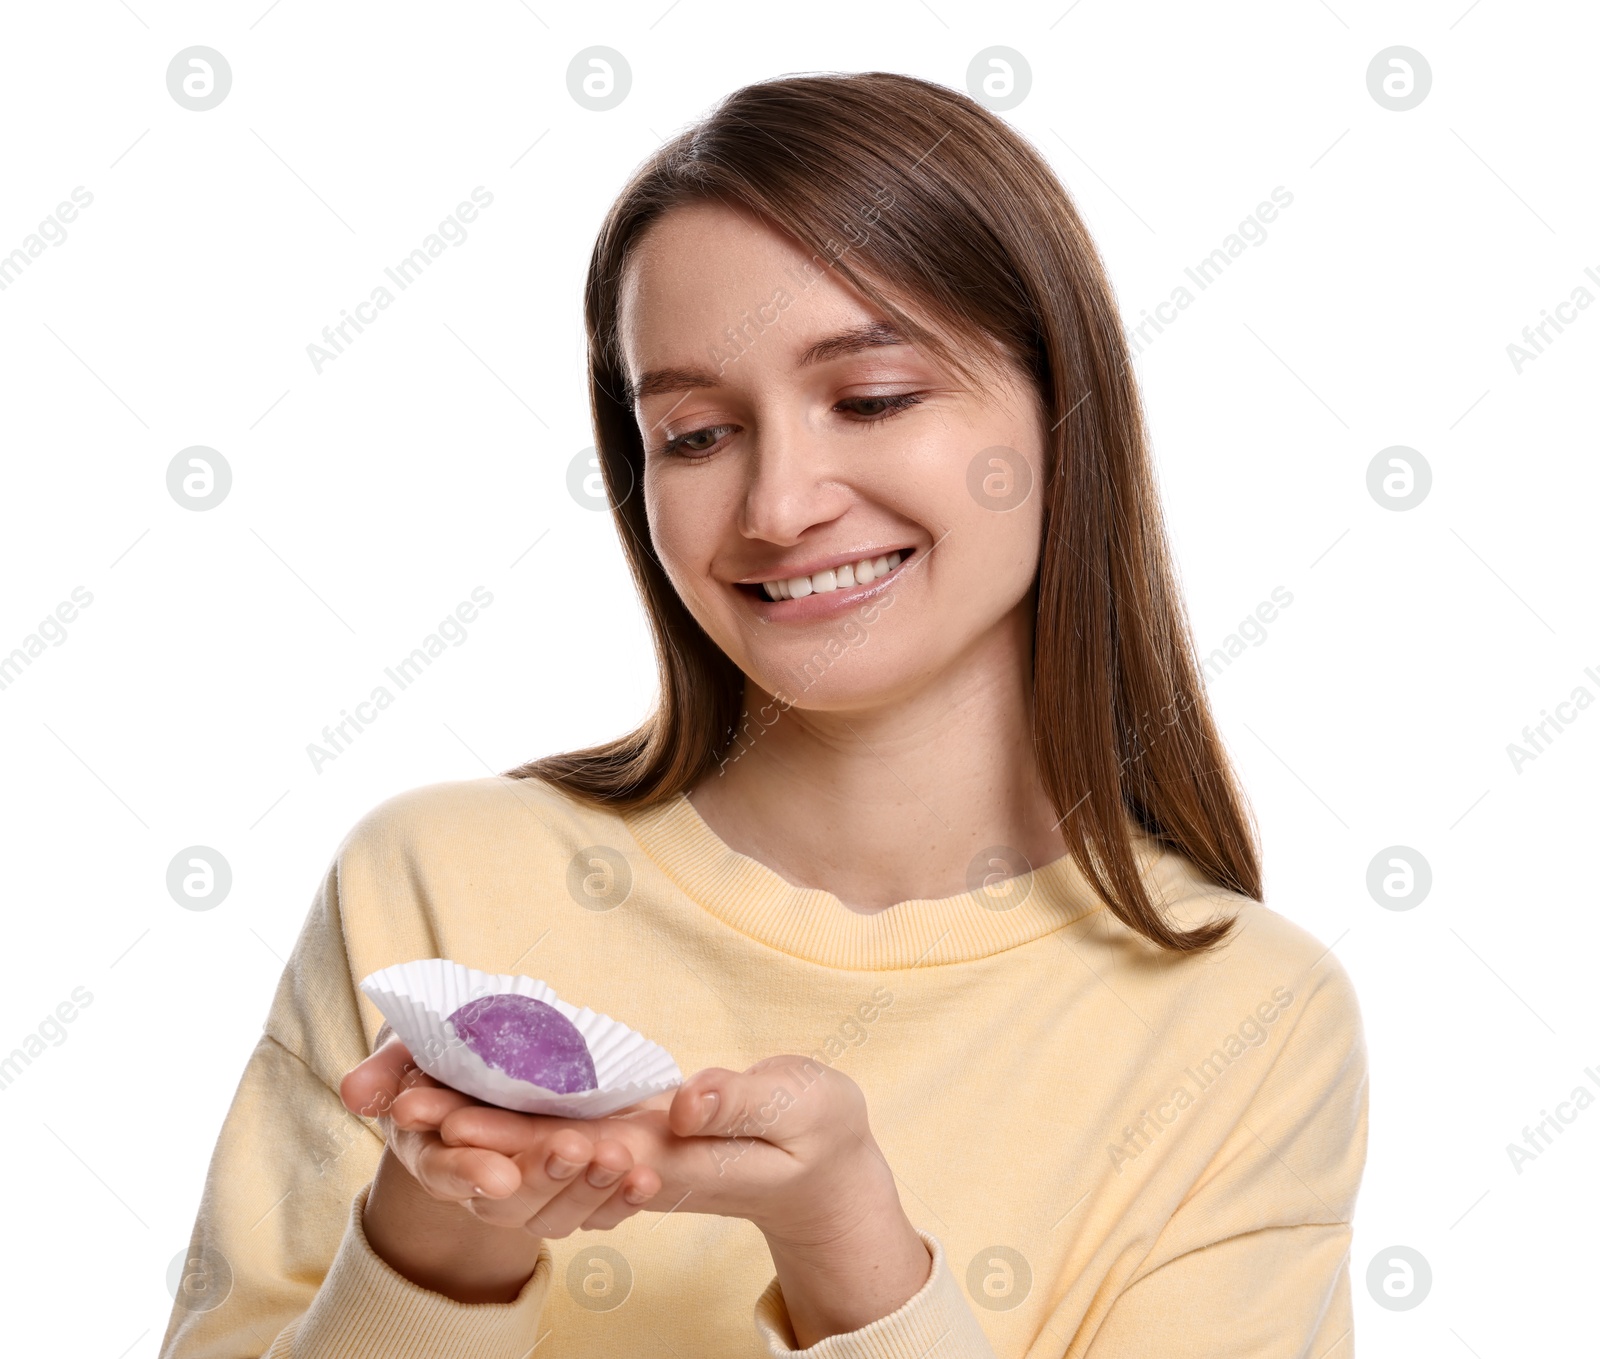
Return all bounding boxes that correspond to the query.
[161,71,1366,1358]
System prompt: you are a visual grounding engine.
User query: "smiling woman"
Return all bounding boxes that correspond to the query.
[538,78,1256,944]
[161,70,1367,1359]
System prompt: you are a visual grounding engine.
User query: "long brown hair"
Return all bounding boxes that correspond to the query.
[506,70,1256,952]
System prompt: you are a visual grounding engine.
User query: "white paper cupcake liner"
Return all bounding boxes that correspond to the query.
[359,958,683,1118]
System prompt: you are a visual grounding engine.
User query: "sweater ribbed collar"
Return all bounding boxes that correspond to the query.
[619,791,1169,970]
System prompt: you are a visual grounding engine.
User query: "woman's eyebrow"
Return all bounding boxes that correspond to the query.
[623,320,910,407]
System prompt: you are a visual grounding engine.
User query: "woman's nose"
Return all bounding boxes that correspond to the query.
[737,414,849,544]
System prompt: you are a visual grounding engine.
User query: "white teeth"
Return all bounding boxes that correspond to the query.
[760,551,909,602]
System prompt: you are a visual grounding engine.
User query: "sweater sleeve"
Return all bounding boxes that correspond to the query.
[752,1228,998,1358]
[1080,952,1369,1359]
[158,849,558,1358]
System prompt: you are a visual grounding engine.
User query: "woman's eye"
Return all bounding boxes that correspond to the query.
[660,424,735,458]
[841,393,922,420]
[656,393,922,459]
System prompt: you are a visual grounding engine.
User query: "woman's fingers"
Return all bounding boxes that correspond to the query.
[494,1138,657,1238]
[667,1057,860,1146]
[437,1102,553,1155]
[581,1163,663,1231]
[339,1037,438,1122]
[410,1129,524,1203]
[667,1063,804,1139]
[376,1079,674,1238]
[432,1113,596,1171]
[524,1137,641,1238]
[390,1081,483,1132]
[458,1135,634,1237]
[400,1120,665,1238]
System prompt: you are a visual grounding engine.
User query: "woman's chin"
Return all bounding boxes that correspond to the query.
[740,657,928,718]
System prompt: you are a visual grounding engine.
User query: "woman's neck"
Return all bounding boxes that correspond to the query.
[685,607,1067,913]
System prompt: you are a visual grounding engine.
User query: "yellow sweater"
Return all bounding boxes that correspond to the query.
[159,774,1367,1358]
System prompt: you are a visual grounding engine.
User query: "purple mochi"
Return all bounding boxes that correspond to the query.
[447,993,598,1094]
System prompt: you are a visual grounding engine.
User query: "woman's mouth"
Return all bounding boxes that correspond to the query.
[739,549,912,603]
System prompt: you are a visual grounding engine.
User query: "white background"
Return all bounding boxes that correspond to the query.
[1,1,1594,1354]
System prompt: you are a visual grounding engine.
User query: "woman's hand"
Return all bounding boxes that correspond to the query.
[394,1052,932,1338]
[399,1052,933,1339]
[336,1034,658,1304]
[397,1053,897,1246]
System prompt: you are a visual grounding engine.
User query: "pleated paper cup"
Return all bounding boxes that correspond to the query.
[359,957,683,1118]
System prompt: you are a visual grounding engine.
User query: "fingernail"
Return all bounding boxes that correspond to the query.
[587,1165,621,1188]
[547,1155,582,1180]
[624,1186,650,1205]
[696,1090,719,1131]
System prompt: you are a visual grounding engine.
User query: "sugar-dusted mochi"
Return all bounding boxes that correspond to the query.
[446,993,598,1094]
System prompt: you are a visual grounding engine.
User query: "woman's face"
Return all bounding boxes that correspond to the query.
[618,201,1047,711]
